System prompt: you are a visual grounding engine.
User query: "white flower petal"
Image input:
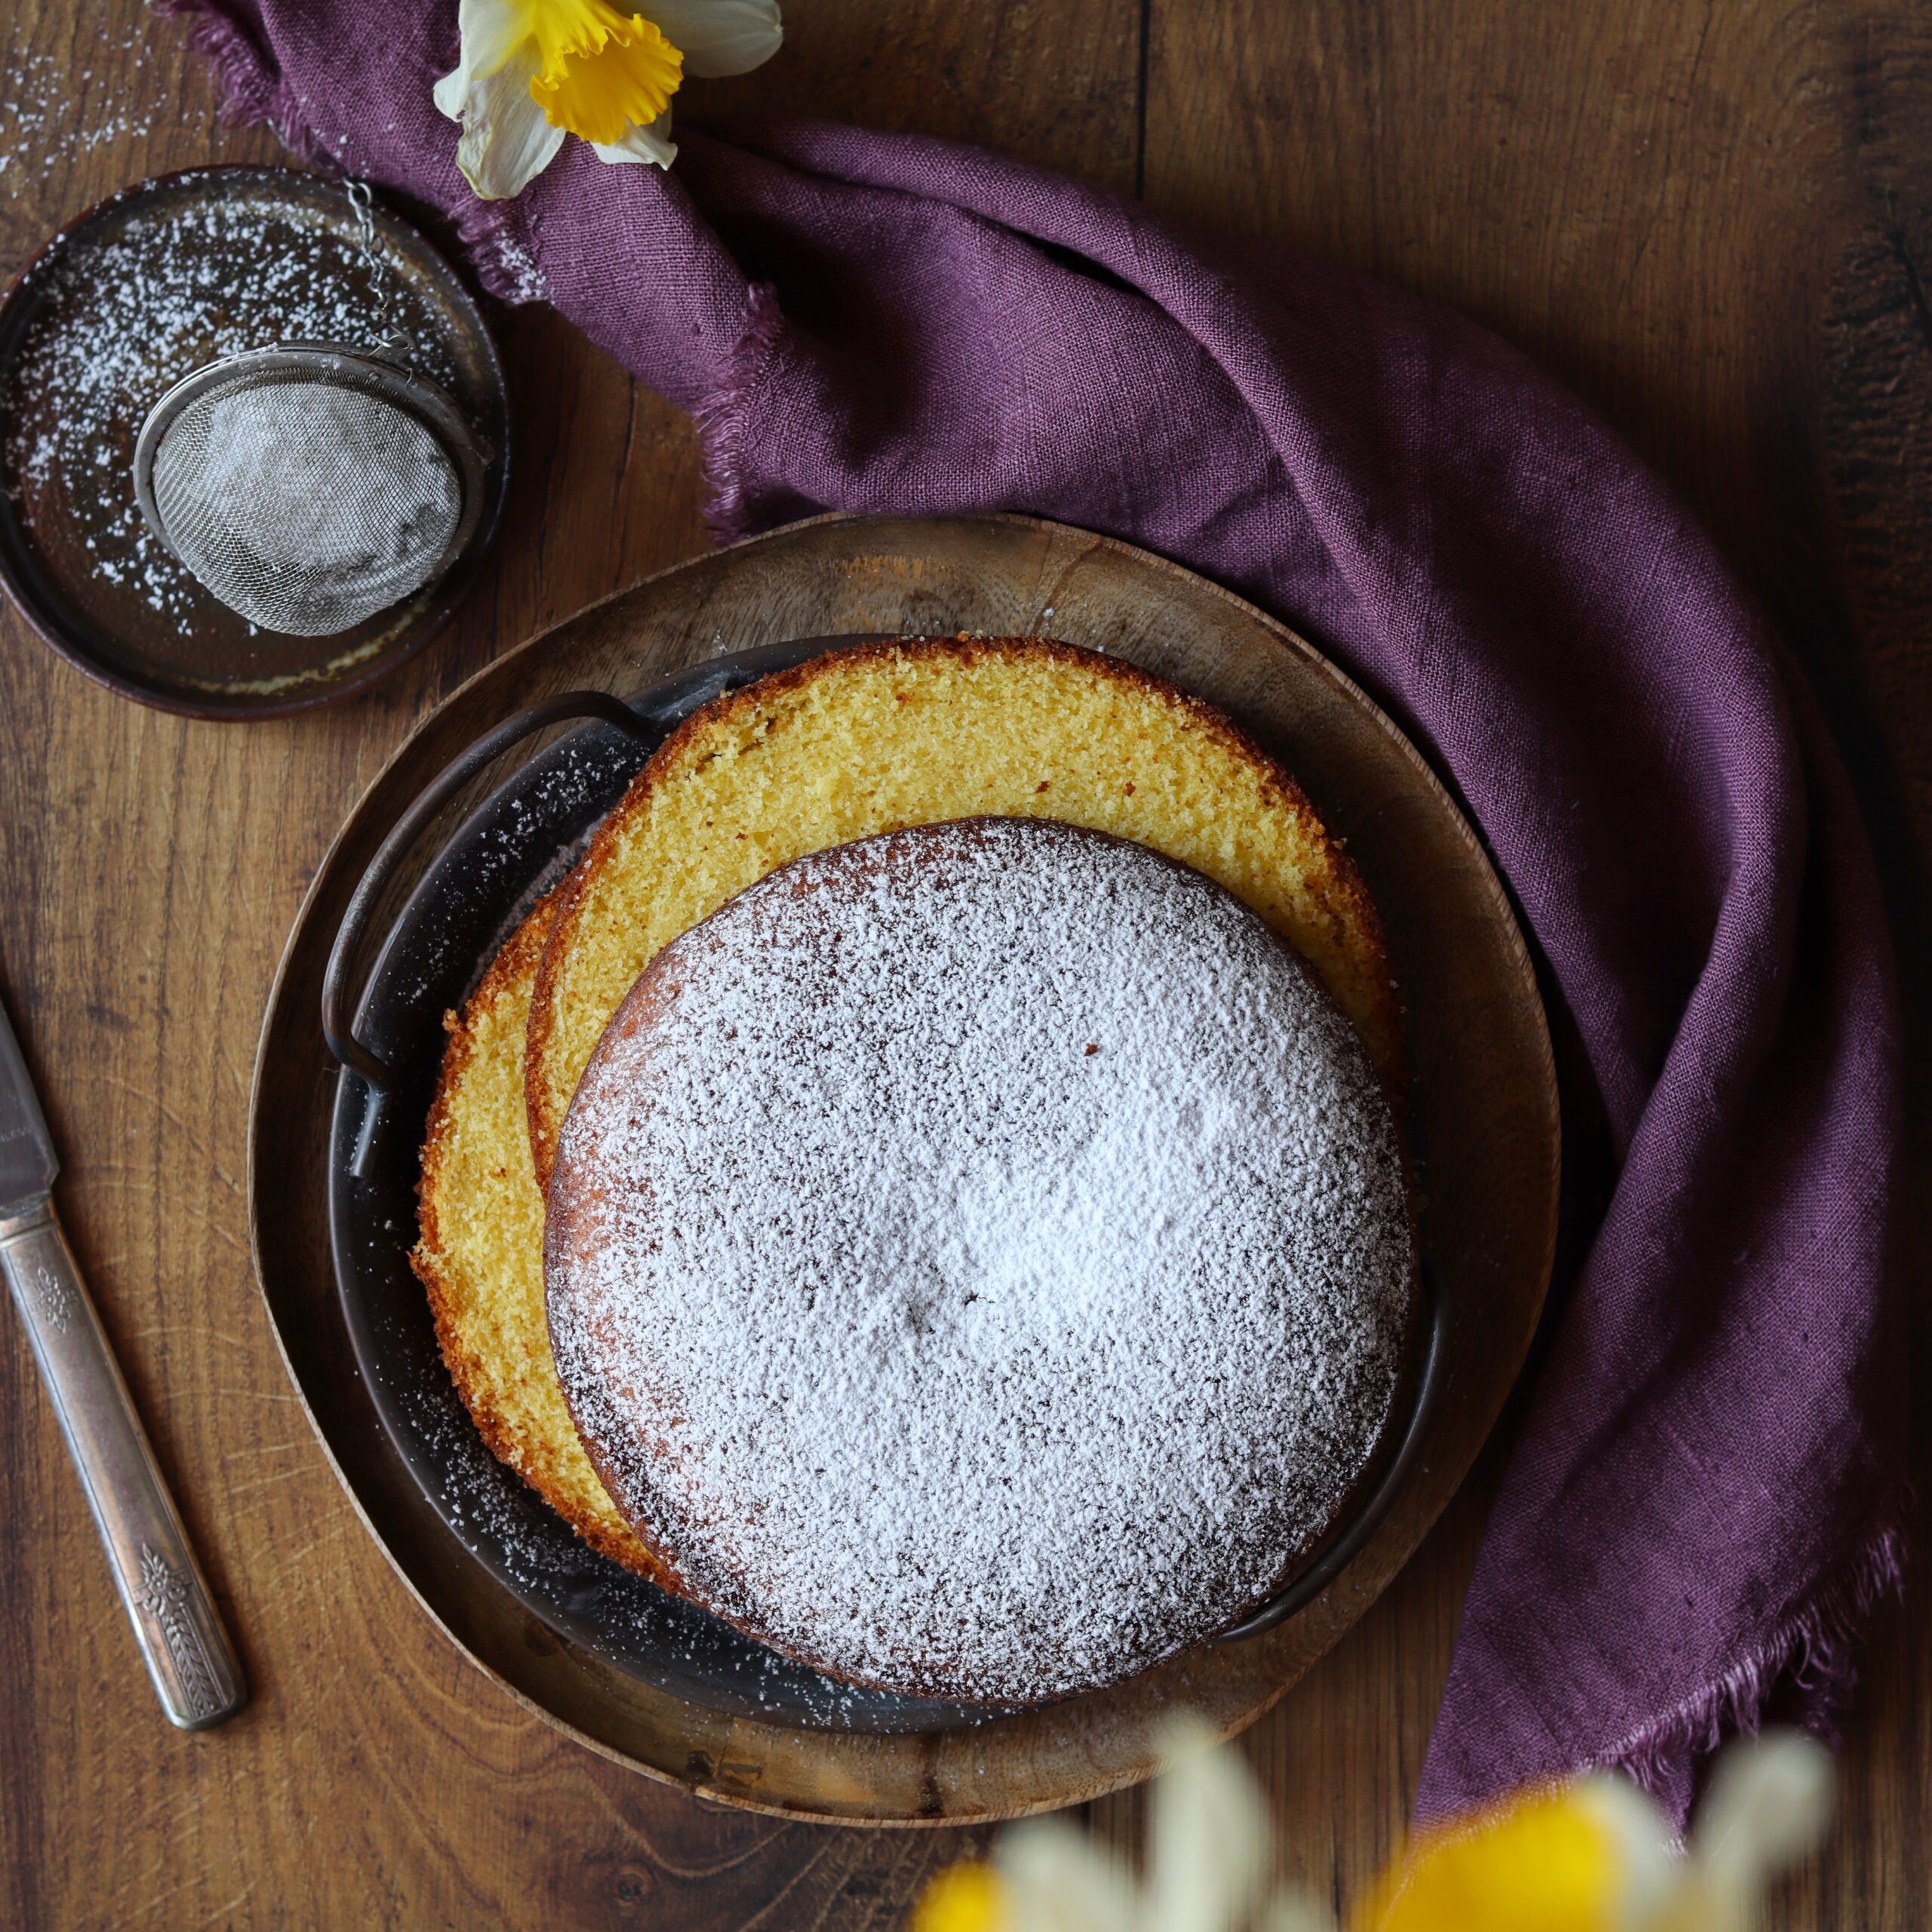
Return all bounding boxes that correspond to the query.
[997,1819,1137,1932]
[1142,1719,1271,1932]
[1693,1732,1834,1918]
[591,107,678,170]
[452,52,567,200]
[1571,1776,1681,1928]
[433,65,469,122]
[454,0,532,82]
[643,0,783,78]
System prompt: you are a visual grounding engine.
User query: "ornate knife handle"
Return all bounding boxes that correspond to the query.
[0,1196,245,1730]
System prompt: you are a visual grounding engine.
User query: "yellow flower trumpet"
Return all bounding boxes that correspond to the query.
[435,0,782,198]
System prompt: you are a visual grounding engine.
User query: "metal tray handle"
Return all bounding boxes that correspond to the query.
[321,689,655,1100]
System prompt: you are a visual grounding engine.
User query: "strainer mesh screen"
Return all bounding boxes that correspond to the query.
[149,379,463,637]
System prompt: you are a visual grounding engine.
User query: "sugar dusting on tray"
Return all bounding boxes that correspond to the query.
[2,184,462,631]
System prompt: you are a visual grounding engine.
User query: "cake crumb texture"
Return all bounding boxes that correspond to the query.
[411,892,669,1583]
[527,638,1400,1185]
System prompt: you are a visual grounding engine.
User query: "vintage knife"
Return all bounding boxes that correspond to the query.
[0,992,245,1729]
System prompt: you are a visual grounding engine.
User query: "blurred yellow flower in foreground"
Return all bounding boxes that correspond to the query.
[915,1861,1007,1932]
[913,1722,1832,1932]
[1365,1782,1669,1932]
[435,0,783,198]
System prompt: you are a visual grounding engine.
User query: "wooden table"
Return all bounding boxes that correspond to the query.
[2,1,1926,1924]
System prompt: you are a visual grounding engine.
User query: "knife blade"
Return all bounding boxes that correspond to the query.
[0,991,245,1730]
[0,991,57,1208]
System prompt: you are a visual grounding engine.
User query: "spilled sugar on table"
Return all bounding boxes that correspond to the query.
[0,0,1927,1927]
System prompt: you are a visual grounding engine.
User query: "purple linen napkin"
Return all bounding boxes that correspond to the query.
[165,0,1907,1826]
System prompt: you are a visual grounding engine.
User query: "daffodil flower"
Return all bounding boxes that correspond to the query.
[913,1719,1291,1932]
[1367,1735,1833,1932]
[434,0,783,199]
[913,1724,1834,1932]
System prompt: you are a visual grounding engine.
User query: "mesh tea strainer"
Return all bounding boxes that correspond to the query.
[131,181,491,638]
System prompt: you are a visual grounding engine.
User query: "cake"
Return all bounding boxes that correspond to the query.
[413,635,1412,1638]
[525,637,1401,1189]
[545,818,1414,1703]
[411,891,670,1583]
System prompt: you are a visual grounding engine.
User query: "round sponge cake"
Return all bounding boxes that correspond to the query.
[525,638,1401,1189]
[545,818,1414,1703]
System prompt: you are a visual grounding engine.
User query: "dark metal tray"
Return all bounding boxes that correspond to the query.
[314,633,1451,1737]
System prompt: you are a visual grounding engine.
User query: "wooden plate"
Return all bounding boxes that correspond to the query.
[250,512,1559,1824]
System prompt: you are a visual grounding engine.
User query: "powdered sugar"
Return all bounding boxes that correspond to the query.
[0,52,157,182]
[547,819,1413,1703]
[2,183,463,629]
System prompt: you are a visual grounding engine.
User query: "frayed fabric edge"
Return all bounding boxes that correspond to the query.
[152,0,312,155]
[454,198,551,308]
[689,282,786,544]
[1592,1506,1910,1808]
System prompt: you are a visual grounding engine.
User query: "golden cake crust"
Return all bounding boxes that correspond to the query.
[525,636,1402,1189]
[412,892,675,1586]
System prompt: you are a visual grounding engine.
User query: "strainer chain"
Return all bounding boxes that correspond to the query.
[344,178,411,365]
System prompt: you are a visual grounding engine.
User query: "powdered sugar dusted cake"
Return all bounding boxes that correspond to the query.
[544,817,1414,1703]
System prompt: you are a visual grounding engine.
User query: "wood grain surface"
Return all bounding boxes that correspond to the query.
[1,0,1926,1927]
